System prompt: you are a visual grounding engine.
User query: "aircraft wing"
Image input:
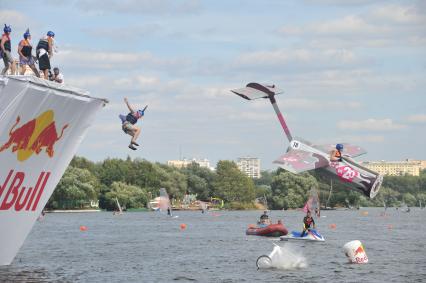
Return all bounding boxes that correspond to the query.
[312,143,367,158]
[273,149,330,174]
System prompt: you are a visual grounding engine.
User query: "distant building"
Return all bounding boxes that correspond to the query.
[167,158,213,170]
[237,157,261,179]
[362,159,424,176]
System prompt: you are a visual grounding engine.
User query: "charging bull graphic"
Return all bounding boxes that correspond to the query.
[231,83,383,198]
[0,110,68,161]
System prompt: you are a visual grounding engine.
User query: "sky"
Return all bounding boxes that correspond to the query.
[1,0,425,169]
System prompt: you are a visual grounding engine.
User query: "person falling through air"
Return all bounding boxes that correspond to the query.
[119,98,147,150]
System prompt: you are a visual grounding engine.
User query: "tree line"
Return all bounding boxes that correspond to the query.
[46,156,426,210]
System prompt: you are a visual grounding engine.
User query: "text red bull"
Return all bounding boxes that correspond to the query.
[0,170,50,212]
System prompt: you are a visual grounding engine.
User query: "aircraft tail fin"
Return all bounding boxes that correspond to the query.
[231,83,283,100]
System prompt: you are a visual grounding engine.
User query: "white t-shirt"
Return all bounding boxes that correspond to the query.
[55,73,64,84]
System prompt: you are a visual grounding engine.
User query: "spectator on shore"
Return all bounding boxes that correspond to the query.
[1,24,16,75]
[36,31,55,79]
[49,67,64,84]
[18,28,40,77]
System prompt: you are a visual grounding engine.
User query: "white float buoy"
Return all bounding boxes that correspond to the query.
[343,240,368,264]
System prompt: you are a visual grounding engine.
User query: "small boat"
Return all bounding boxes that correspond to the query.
[246,222,288,237]
[280,229,325,242]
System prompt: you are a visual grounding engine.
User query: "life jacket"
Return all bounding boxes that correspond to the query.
[304,216,314,227]
[126,113,138,125]
[36,37,49,51]
[334,150,342,158]
[21,40,32,57]
[2,34,11,51]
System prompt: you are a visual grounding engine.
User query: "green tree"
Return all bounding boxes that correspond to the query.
[97,158,131,187]
[104,181,148,210]
[212,160,256,205]
[70,156,97,174]
[254,170,275,187]
[187,174,209,199]
[156,165,187,200]
[269,171,318,209]
[402,192,417,207]
[181,162,216,200]
[47,166,100,209]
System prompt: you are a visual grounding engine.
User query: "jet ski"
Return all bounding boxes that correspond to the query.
[280,229,325,242]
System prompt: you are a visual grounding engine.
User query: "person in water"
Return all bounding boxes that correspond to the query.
[300,210,315,237]
[330,143,343,162]
[120,98,146,150]
[1,24,16,75]
[259,210,271,226]
[167,207,172,216]
[18,28,40,77]
[36,31,55,80]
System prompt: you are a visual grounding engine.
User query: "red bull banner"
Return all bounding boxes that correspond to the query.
[0,76,106,265]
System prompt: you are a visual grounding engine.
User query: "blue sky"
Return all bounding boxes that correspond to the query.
[1,0,425,169]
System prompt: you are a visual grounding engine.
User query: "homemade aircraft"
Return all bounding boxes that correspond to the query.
[231,83,383,198]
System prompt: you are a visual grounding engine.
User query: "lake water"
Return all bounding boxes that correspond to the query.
[1,208,425,282]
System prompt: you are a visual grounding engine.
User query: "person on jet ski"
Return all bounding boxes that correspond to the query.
[300,210,316,237]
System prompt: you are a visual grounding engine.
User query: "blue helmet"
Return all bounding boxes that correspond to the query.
[23,28,30,39]
[3,24,11,33]
[336,143,344,150]
[47,30,55,37]
[137,109,145,117]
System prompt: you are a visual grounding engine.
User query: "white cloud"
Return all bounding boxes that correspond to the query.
[278,3,426,48]
[74,0,201,15]
[282,98,361,110]
[82,23,163,40]
[278,15,389,37]
[316,134,385,144]
[406,114,426,124]
[337,118,406,131]
[312,15,387,35]
[55,49,191,71]
[233,48,359,71]
[304,0,382,5]
[0,10,39,32]
[372,4,426,24]
[340,135,385,143]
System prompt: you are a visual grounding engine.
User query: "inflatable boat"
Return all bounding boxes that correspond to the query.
[246,223,288,237]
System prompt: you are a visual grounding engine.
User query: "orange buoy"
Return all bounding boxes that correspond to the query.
[361,211,369,216]
[180,223,187,230]
[80,225,88,231]
[329,223,337,229]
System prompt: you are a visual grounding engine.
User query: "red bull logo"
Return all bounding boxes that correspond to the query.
[354,245,364,256]
[0,110,68,161]
[0,170,50,211]
[353,244,368,263]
